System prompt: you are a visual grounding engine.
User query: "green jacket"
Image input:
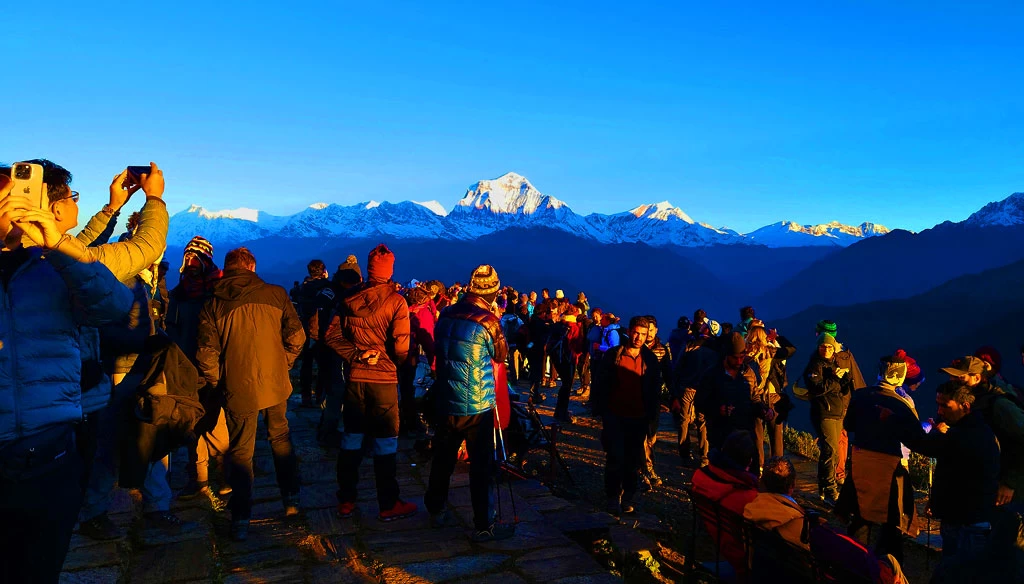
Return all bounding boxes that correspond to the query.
[69,197,169,284]
[974,384,1024,501]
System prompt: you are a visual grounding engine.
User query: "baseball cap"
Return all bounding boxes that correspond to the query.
[939,356,987,377]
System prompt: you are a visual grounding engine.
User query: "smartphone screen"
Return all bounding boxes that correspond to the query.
[126,165,151,178]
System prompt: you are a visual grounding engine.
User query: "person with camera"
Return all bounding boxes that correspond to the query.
[196,247,306,541]
[0,173,133,584]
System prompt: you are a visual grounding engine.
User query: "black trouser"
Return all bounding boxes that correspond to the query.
[553,358,576,419]
[754,415,784,471]
[0,429,83,584]
[425,410,495,530]
[398,363,419,433]
[577,352,591,389]
[528,348,546,396]
[602,414,648,505]
[224,400,300,520]
[811,406,842,497]
[300,342,332,403]
[336,382,401,510]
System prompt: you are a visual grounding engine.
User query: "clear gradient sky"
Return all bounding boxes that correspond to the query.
[4,1,1023,233]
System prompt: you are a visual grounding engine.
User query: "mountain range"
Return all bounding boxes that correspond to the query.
[167,172,890,249]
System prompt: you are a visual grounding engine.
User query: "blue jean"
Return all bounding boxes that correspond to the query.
[81,373,172,519]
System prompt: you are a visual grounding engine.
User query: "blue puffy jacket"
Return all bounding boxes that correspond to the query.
[433,294,509,417]
[0,248,132,447]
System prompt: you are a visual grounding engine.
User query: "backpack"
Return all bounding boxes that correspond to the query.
[545,323,572,364]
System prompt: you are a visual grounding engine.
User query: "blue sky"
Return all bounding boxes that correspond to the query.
[4,0,1023,233]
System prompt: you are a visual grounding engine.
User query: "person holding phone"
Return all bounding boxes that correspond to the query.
[0,172,133,583]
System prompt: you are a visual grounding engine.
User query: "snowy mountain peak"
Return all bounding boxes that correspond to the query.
[965,192,1024,227]
[309,202,329,210]
[630,201,695,224]
[745,220,891,248]
[365,200,381,209]
[413,200,448,217]
[454,172,566,215]
[184,205,261,223]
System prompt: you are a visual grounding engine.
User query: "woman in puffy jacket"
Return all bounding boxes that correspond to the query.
[802,333,855,503]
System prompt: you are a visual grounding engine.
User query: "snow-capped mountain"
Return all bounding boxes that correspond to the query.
[745,221,891,248]
[964,192,1024,227]
[165,172,893,249]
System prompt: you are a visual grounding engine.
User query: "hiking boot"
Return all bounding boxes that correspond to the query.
[177,481,209,501]
[640,476,653,492]
[621,502,636,514]
[144,511,195,535]
[430,507,452,528]
[218,484,233,496]
[283,494,301,517]
[471,522,516,542]
[337,501,357,519]
[230,519,250,542]
[79,513,122,541]
[647,470,663,487]
[378,499,418,522]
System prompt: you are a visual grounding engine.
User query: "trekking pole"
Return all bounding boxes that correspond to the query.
[493,403,519,523]
[493,424,504,523]
[926,457,934,571]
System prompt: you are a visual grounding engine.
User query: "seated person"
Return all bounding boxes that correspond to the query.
[692,430,759,573]
[744,456,807,549]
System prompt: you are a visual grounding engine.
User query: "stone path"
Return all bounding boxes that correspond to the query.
[59,392,662,583]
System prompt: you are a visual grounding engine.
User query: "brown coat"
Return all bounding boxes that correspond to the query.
[743,492,808,549]
[323,280,410,384]
[196,269,305,415]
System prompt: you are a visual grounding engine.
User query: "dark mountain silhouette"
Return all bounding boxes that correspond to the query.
[772,257,1024,432]
[670,245,836,293]
[756,223,1024,320]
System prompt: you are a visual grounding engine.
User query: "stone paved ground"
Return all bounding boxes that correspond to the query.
[59,377,940,583]
[59,386,664,584]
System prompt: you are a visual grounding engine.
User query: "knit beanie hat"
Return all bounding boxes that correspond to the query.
[468,264,500,296]
[334,254,362,288]
[881,352,908,387]
[896,349,925,387]
[816,333,839,350]
[726,332,747,356]
[555,289,565,299]
[180,235,215,273]
[816,320,838,337]
[367,244,394,281]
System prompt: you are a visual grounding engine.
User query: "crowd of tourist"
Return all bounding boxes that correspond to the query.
[1,159,1022,583]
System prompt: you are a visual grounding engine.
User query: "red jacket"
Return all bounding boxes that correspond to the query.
[692,463,759,573]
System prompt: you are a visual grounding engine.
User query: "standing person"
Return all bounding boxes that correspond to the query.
[297,259,334,407]
[166,237,230,500]
[196,247,305,541]
[814,320,866,487]
[591,317,663,515]
[904,381,1000,581]
[400,286,435,437]
[838,352,920,562]
[550,305,583,423]
[576,291,590,314]
[802,332,854,505]
[667,315,691,369]
[642,316,672,489]
[697,332,760,453]
[0,175,133,584]
[526,301,553,404]
[425,265,515,541]
[324,244,416,522]
[941,356,1024,507]
[672,337,718,468]
[745,325,776,472]
[763,330,797,459]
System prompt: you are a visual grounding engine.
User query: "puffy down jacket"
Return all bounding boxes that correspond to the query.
[433,294,509,417]
[0,247,133,447]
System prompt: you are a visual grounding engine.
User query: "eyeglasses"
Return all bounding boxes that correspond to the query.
[63,191,80,203]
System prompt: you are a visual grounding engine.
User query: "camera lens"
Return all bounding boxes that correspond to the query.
[14,164,31,180]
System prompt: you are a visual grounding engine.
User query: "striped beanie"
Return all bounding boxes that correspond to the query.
[468,264,500,296]
[180,236,215,273]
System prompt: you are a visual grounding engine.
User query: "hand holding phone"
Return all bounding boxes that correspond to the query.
[127,163,165,199]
